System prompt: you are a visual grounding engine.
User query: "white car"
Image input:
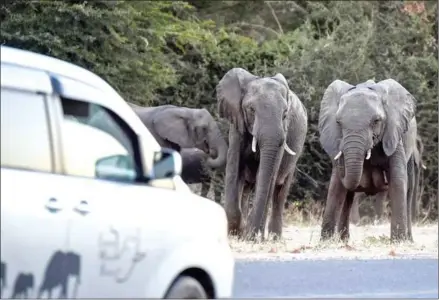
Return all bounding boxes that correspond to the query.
[0,45,234,299]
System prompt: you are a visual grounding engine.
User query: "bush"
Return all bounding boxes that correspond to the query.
[1,0,437,219]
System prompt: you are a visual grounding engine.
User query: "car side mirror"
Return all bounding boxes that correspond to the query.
[94,154,137,181]
[152,148,182,179]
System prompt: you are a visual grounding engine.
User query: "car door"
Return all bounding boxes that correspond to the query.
[0,64,70,299]
[51,79,168,298]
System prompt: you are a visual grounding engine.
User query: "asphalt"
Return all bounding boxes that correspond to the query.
[233,258,439,298]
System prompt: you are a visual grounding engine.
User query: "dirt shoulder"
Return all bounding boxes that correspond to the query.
[230,223,438,261]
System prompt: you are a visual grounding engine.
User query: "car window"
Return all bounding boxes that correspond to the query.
[0,88,53,173]
[60,97,141,182]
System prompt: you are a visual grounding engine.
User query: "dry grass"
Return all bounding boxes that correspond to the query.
[189,183,438,260]
[230,223,438,261]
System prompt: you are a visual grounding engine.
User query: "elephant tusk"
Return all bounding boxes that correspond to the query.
[422,163,427,170]
[283,142,296,156]
[252,136,257,153]
[366,149,371,160]
[334,151,342,161]
[383,171,388,185]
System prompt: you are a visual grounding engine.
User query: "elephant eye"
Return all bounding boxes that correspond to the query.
[282,111,287,120]
[372,118,381,126]
[248,106,255,115]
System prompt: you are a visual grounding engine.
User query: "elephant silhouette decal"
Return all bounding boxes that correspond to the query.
[1,261,6,297]
[11,273,34,298]
[38,251,81,299]
[98,227,146,283]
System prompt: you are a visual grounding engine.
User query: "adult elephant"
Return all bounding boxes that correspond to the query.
[318,79,417,242]
[180,148,224,203]
[130,104,228,169]
[216,68,308,240]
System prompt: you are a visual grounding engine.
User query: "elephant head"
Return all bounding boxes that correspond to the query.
[217,68,296,156]
[318,79,416,190]
[152,106,228,169]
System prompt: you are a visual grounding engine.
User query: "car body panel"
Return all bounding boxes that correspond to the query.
[0,45,234,299]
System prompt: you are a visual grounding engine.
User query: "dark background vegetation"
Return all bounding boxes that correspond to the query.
[1,1,437,220]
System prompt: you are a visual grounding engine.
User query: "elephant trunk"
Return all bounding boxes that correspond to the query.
[206,126,228,169]
[248,133,282,235]
[340,134,367,190]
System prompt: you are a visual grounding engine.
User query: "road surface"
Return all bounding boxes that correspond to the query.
[233,258,438,298]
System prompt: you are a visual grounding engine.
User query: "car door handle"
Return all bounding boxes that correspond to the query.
[45,198,63,213]
[74,200,90,216]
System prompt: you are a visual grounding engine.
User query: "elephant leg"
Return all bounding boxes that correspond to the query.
[321,169,348,241]
[268,173,294,240]
[223,126,244,235]
[211,172,223,204]
[406,157,415,242]
[200,180,210,199]
[338,191,355,241]
[60,282,67,298]
[214,187,222,204]
[349,193,362,225]
[240,182,253,224]
[374,191,387,222]
[388,144,408,241]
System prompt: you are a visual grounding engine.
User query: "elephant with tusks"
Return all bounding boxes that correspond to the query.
[318,79,418,242]
[216,68,308,241]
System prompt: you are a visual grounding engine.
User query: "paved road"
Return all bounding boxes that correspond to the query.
[233,258,438,298]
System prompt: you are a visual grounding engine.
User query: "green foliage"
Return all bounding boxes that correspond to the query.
[1,0,437,218]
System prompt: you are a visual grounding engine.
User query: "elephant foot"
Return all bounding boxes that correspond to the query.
[339,228,350,242]
[228,224,243,237]
[407,231,414,243]
[320,225,335,242]
[225,208,242,236]
[390,228,408,243]
[242,224,260,242]
[268,221,282,241]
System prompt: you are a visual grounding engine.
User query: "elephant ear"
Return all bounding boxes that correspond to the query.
[216,68,258,134]
[271,73,289,89]
[318,80,354,159]
[153,107,195,149]
[373,79,416,156]
[271,73,292,107]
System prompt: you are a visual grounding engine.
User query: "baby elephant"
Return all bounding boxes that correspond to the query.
[180,148,224,203]
[129,104,228,170]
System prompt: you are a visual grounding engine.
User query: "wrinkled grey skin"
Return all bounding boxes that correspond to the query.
[217,68,308,240]
[129,104,228,169]
[318,79,417,242]
[180,148,224,203]
[350,136,426,225]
